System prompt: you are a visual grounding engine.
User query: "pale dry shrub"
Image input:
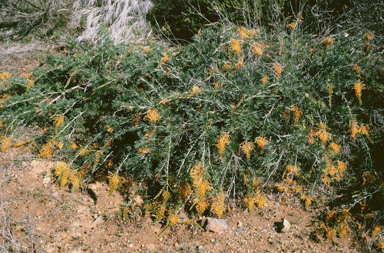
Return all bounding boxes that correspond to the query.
[73,0,154,44]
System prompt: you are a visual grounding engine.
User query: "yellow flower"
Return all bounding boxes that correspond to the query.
[53,114,64,130]
[230,39,241,56]
[353,65,361,74]
[321,37,335,48]
[216,132,230,158]
[291,105,302,125]
[316,124,331,145]
[235,59,243,70]
[238,26,249,39]
[179,183,192,201]
[138,147,150,154]
[145,108,161,123]
[350,120,360,140]
[106,125,113,133]
[0,72,12,79]
[240,141,254,160]
[0,137,12,152]
[354,81,365,105]
[159,53,170,67]
[365,31,374,40]
[168,214,179,226]
[286,164,299,175]
[26,79,34,91]
[255,136,268,151]
[188,85,202,97]
[196,198,209,217]
[361,124,369,137]
[252,43,263,56]
[273,63,283,78]
[39,141,56,158]
[327,163,337,176]
[329,142,341,154]
[286,22,296,29]
[337,161,346,174]
[300,195,313,207]
[211,192,226,218]
[261,75,268,85]
[108,172,120,196]
[308,130,316,144]
[253,192,267,209]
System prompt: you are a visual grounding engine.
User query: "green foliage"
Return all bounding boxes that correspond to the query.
[1,20,383,222]
[149,0,287,41]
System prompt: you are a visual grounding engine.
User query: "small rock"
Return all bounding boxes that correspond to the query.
[88,184,97,191]
[174,242,179,247]
[237,221,243,227]
[204,217,227,233]
[43,177,51,184]
[129,243,134,248]
[281,219,291,233]
[134,195,144,206]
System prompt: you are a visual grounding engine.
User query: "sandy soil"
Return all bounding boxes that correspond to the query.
[0,147,361,253]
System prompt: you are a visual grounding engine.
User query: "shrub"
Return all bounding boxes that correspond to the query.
[1,18,383,225]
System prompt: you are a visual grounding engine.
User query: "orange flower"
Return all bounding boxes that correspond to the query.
[159,53,170,67]
[308,130,316,145]
[286,22,296,29]
[261,75,268,85]
[230,39,241,56]
[211,192,226,218]
[238,27,249,39]
[145,108,161,123]
[329,142,341,154]
[321,37,335,49]
[316,123,331,145]
[337,161,346,174]
[252,43,263,56]
[240,141,254,159]
[353,65,361,74]
[354,81,365,105]
[327,163,337,176]
[350,120,360,140]
[291,105,302,125]
[273,63,283,78]
[217,132,231,158]
[235,59,243,70]
[255,137,268,151]
[365,31,374,40]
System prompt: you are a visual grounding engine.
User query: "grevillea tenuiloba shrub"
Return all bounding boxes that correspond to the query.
[0,21,383,224]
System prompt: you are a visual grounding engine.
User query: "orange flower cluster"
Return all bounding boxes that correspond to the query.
[159,53,170,67]
[108,172,121,196]
[230,39,241,56]
[321,37,335,49]
[211,192,226,218]
[54,161,83,191]
[216,132,230,158]
[238,27,258,39]
[261,75,268,85]
[365,31,374,40]
[255,136,268,151]
[240,141,254,159]
[273,63,283,78]
[350,120,370,140]
[354,81,365,105]
[291,105,302,125]
[252,43,263,56]
[188,85,202,97]
[286,22,297,29]
[145,108,161,123]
